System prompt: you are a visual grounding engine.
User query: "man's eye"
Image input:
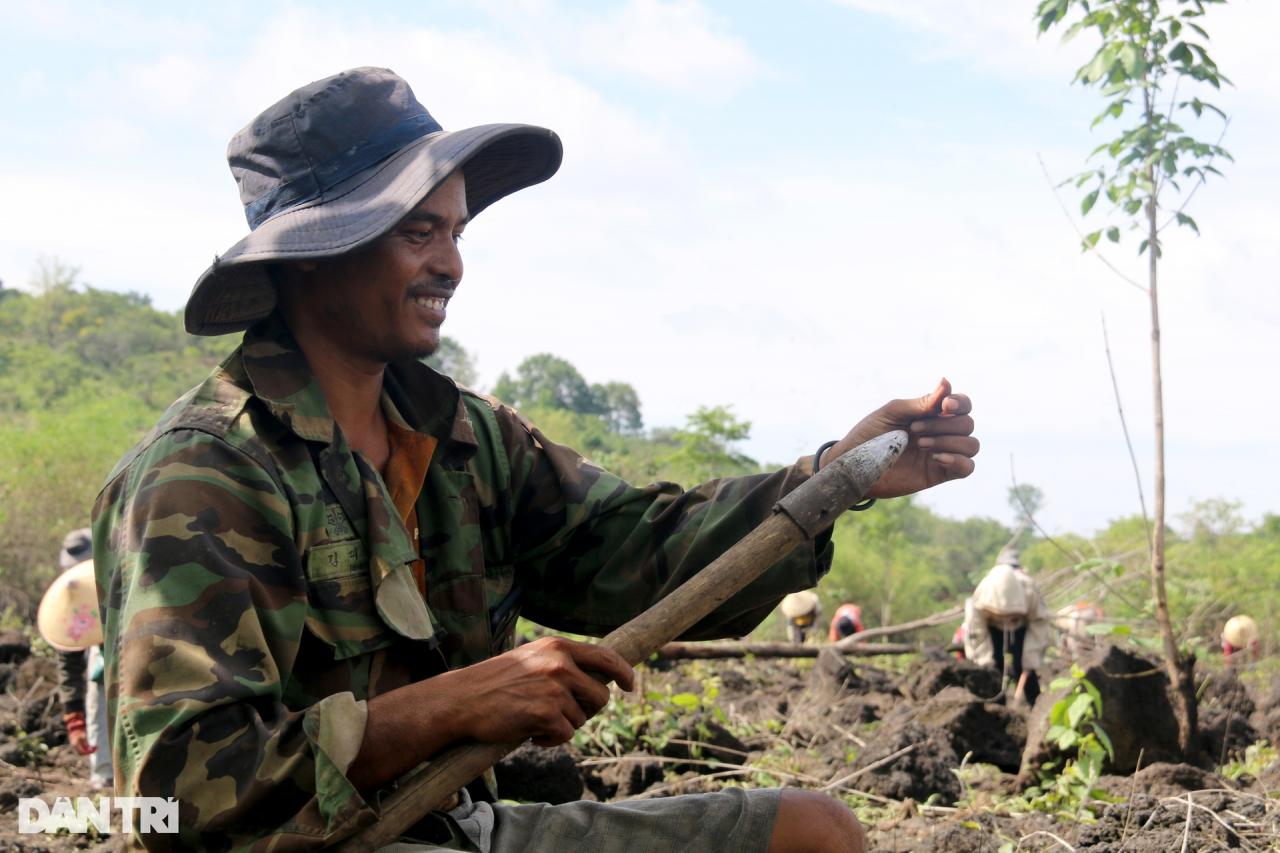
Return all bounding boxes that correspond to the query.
[453,233,465,244]
[405,229,432,241]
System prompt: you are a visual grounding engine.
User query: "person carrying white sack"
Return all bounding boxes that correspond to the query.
[962,550,1053,706]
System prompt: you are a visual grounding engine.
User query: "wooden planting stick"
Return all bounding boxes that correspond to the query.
[337,430,907,851]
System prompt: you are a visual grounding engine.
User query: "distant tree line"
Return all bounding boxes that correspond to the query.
[1,261,1275,659]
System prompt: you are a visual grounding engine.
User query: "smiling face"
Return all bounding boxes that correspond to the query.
[278,170,469,368]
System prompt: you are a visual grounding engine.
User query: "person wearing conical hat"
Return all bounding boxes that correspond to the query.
[962,552,1053,706]
[780,590,822,643]
[1222,615,1260,665]
[43,527,112,790]
[91,67,982,852]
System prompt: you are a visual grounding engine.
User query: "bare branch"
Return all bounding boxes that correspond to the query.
[820,743,916,792]
[1037,153,1147,293]
[1101,311,1153,555]
[1009,455,1085,563]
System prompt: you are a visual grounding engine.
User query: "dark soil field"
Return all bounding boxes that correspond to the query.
[2,629,1277,851]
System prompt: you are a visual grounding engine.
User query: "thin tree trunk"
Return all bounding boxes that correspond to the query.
[1145,93,1197,758]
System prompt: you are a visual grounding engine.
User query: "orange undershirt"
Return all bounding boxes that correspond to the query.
[381,417,437,599]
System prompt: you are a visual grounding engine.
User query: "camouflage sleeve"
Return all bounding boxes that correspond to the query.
[491,404,834,639]
[57,649,87,715]
[92,429,376,851]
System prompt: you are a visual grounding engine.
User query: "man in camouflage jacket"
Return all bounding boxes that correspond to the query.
[93,68,978,852]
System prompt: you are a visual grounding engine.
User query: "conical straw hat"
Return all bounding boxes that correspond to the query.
[1223,615,1258,649]
[780,591,820,619]
[37,560,103,652]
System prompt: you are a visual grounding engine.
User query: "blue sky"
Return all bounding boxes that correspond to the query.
[2,0,1276,536]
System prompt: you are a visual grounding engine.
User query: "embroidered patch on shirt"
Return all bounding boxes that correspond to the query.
[307,540,369,580]
[324,502,354,540]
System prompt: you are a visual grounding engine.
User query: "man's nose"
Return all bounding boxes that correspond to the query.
[428,238,463,284]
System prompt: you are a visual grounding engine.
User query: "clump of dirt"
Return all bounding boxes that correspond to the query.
[810,648,898,695]
[1076,788,1274,850]
[782,650,899,745]
[496,742,584,804]
[1098,761,1231,799]
[1199,703,1260,765]
[1022,644,1181,777]
[1251,682,1280,749]
[910,686,1025,772]
[901,658,1002,702]
[848,720,963,804]
[1200,669,1255,717]
[715,660,803,727]
[0,776,43,812]
[909,821,1001,852]
[1,654,67,765]
[0,630,31,664]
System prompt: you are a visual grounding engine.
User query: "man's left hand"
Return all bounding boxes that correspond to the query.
[819,378,978,499]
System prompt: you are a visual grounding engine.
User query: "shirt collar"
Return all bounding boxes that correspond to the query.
[239,312,474,455]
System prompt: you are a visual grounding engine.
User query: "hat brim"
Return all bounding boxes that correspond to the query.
[185,123,562,336]
[37,560,103,652]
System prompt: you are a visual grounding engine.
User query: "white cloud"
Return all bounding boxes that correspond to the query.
[16,68,48,99]
[832,0,1280,104]
[466,0,764,95]
[125,53,215,121]
[0,1,217,51]
[575,0,764,92]
[831,0,1092,81]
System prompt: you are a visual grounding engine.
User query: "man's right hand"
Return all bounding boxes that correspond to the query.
[349,635,634,792]
[450,636,635,747]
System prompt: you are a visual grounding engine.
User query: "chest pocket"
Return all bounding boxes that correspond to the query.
[304,539,396,660]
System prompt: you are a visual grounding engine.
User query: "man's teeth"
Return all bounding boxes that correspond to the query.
[414,296,446,310]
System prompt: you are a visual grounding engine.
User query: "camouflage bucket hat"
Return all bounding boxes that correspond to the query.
[185,66,563,336]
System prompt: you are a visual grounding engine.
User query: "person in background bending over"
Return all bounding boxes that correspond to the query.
[781,591,822,644]
[828,602,864,642]
[962,550,1052,706]
[1222,615,1260,666]
[1056,600,1104,661]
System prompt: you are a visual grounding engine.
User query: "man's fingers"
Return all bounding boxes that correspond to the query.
[559,689,590,730]
[910,414,975,437]
[565,641,636,692]
[930,453,976,480]
[918,378,951,416]
[914,435,980,457]
[532,717,576,748]
[940,393,971,416]
[563,664,613,713]
[900,379,951,421]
